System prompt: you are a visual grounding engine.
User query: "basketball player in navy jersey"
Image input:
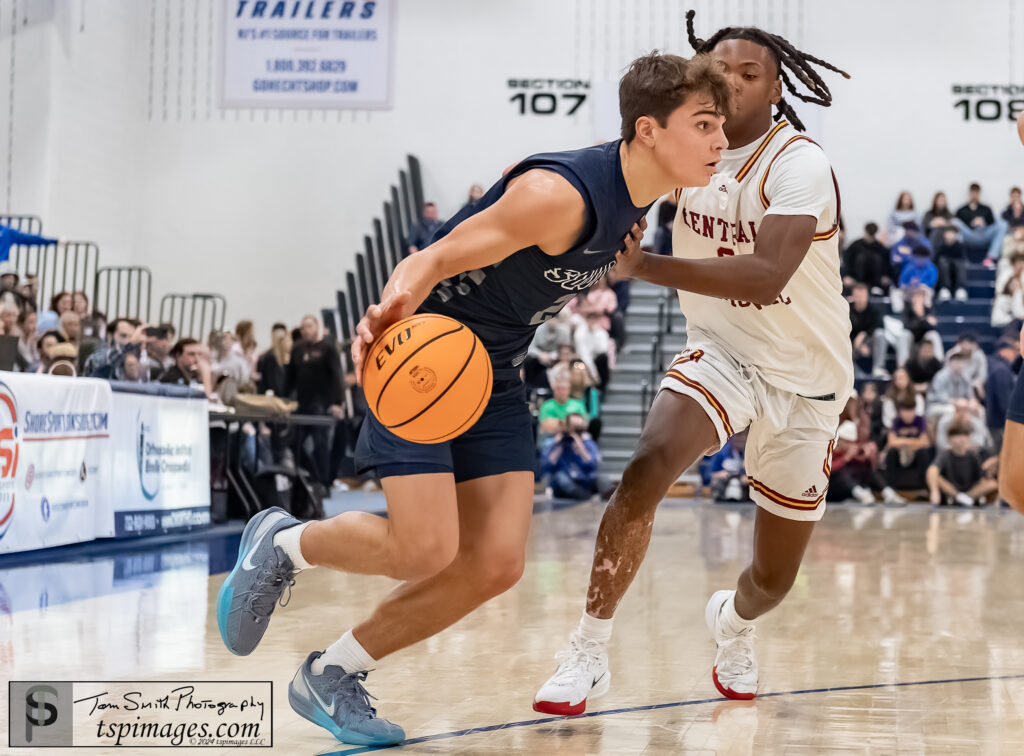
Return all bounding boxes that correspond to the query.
[217,52,730,745]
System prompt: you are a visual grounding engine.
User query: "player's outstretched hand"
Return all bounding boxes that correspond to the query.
[352,289,413,384]
[614,218,648,278]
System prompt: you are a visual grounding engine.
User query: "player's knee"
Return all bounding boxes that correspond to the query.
[466,549,526,598]
[395,530,459,580]
[749,563,797,602]
[620,443,678,498]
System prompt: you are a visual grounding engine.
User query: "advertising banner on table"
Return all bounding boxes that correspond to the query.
[222,0,394,109]
[0,375,112,555]
[109,393,211,538]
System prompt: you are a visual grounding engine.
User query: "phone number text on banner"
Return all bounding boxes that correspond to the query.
[222,0,394,109]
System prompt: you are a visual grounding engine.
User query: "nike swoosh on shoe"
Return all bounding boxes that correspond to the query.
[241,514,285,571]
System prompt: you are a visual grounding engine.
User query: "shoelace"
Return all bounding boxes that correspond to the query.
[717,629,757,677]
[550,636,603,683]
[244,557,297,620]
[320,669,379,721]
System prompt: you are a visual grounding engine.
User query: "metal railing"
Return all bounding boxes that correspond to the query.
[12,241,99,314]
[158,293,227,340]
[94,266,152,322]
[0,214,43,234]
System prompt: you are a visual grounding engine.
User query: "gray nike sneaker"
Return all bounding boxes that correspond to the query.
[288,651,405,746]
[217,507,302,656]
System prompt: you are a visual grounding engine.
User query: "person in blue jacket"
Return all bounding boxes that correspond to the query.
[899,245,938,294]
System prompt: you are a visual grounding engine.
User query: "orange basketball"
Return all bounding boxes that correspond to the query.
[362,314,493,444]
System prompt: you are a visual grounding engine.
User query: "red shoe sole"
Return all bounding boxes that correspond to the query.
[712,665,756,701]
[532,699,586,716]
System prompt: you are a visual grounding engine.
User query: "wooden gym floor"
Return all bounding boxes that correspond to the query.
[3,498,1024,755]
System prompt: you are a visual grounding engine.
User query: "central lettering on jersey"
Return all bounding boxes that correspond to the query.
[544,262,616,291]
[679,206,758,245]
[726,295,792,310]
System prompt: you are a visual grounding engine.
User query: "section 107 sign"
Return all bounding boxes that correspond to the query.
[222,0,394,109]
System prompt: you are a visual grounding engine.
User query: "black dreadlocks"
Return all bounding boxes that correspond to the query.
[685,9,850,132]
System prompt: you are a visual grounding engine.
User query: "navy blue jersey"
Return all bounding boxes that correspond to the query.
[418,140,652,373]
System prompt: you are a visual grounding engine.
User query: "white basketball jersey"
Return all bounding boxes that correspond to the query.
[672,121,853,401]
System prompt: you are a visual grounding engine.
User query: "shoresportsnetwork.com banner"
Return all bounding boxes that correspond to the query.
[8,681,272,748]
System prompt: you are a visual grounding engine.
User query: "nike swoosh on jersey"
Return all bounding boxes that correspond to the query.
[582,248,608,255]
[241,514,285,571]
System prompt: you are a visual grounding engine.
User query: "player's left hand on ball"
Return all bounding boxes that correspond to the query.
[352,289,413,384]
[614,218,647,278]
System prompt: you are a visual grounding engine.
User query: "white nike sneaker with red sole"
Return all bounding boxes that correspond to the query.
[533,632,610,716]
[706,590,758,700]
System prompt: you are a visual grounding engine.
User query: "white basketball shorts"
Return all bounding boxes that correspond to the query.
[659,333,845,522]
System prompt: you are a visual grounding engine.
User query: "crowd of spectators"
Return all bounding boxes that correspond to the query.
[834,182,1022,507]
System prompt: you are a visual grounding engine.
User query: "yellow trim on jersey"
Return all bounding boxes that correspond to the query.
[734,121,789,182]
[757,135,843,242]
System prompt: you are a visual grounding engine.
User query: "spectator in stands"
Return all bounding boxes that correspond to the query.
[37,330,64,372]
[122,351,145,383]
[935,398,990,452]
[948,331,987,395]
[138,324,173,380]
[883,399,931,500]
[0,223,62,264]
[906,339,943,391]
[927,352,975,417]
[707,429,749,502]
[19,272,37,303]
[859,381,888,449]
[927,424,998,506]
[992,273,1024,330]
[933,227,970,302]
[213,331,251,387]
[1002,186,1024,230]
[51,291,72,317]
[160,337,202,386]
[17,310,38,368]
[887,191,920,241]
[285,314,344,488]
[996,251,1024,302]
[0,304,18,337]
[842,222,892,292]
[538,372,588,436]
[954,183,1008,261]
[574,311,612,391]
[234,320,259,380]
[58,311,81,350]
[525,311,572,391]
[923,191,955,240]
[849,283,887,377]
[407,202,444,255]
[460,184,484,214]
[540,412,601,500]
[883,367,925,429]
[653,197,677,256]
[569,276,618,334]
[257,322,291,396]
[899,250,938,305]
[828,409,884,505]
[83,317,141,379]
[901,287,944,361]
[0,262,17,294]
[987,336,1021,452]
[47,343,78,377]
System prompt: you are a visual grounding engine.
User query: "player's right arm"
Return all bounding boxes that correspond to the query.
[999,326,1024,512]
[351,170,587,380]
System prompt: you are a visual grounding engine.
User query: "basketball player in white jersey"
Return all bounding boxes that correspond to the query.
[535,13,853,713]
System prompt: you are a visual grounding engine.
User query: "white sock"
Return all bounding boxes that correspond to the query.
[578,611,613,645]
[719,591,756,635]
[312,630,376,675]
[272,522,314,570]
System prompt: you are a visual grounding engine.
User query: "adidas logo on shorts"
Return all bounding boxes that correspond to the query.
[801,485,818,498]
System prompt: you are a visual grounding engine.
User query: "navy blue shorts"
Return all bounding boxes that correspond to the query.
[354,379,536,483]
